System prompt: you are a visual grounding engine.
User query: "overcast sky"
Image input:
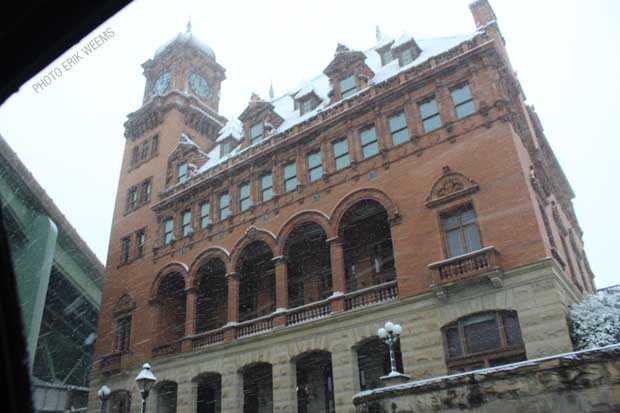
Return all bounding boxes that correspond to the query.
[0,0,617,289]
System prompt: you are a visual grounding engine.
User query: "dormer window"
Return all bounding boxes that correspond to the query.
[250,122,263,145]
[301,99,314,115]
[379,48,394,65]
[398,48,415,66]
[340,75,357,99]
[177,162,187,184]
[221,141,233,157]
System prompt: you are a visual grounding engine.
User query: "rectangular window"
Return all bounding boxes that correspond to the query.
[141,141,149,160]
[419,96,442,133]
[120,237,130,263]
[359,126,379,159]
[177,162,187,184]
[151,134,159,157]
[135,230,145,258]
[131,146,139,166]
[163,218,174,245]
[239,182,251,212]
[380,49,393,65]
[451,82,476,119]
[141,179,151,203]
[441,205,482,258]
[332,138,350,170]
[300,98,314,115]
[126,187,137,211]
[115,316,131,352]
[200,202,210,229]
[221,141,232,157]
[261,173,273,202]
[306,150,323,183]
[388,111,409,146]
[181,210,192,237]
[283,161,297,192]
[219,192,230,220]
[339,75,357,99]
[250,122,263,145]
[399,48,415,66]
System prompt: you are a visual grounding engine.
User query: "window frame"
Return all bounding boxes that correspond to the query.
[177,161,188,184]
[163,217,174,245]
[115,316,132,353]
[141,178,151,203]
[250,122,264,145]
[126,186,138,211]
[388,110,409,146]
[219,191,230,220]
[141,140,149,160]
[199,201,210,229]
[151,134,159,157]
[442,310,526,373]
[238,181,252,212]
[131,146,140,166]
[439,203,483,258]
[359,125,379,159]
[181,209,192,237]
[306,149,323,183]
[450,81,477,119]
[283,160,297,193]
[398,48,415,66]
[135,229,145,258]
[120,236,131,264]
[261,172,273,202]
[418,95,442,133]
[339,74,357,99]
[332,137,350,171]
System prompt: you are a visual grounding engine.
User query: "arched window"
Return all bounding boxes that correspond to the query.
[294,351,335,413]
[442,310,526,373]
[108,390,131,413]
[237,241,275,322]
[195,373,222,413]
[154,381,177,413]
[242,363,273,413]
[156,272,186,347]
[196,258,228,333]
[356,337,403,390]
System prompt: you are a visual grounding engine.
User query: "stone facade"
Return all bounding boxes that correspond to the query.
[90,1,595,411]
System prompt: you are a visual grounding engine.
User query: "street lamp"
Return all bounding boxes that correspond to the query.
[135,363,157,413]
[97,385,111,413]
[377,321,403,376]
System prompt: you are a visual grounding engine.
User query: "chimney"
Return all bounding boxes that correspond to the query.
[469,0,497,30]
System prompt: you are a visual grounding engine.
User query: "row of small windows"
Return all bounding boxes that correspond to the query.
[125,178,152,213]
[130,134,158,168]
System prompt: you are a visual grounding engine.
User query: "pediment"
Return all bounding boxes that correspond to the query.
[426,167,479,208]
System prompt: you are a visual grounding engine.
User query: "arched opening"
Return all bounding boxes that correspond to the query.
[156,272,186,346]
[196,258,228,333]
[237,241,275,322]
[195,373,221,413]
[295,350,335,413]
[339,200,396,292]
[107,390,130,413]
[154,381,178,413]
[242,362,273,413]
[356,337,403,390]
[284,222,332,308]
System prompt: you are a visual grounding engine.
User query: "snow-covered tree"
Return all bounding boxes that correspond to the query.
[569,286,620,350]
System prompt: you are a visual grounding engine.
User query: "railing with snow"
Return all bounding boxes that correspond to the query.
[236,314,274,338]
[152,341,182,357]
[191,328,225,350]
[344,280,399,311]
[286,299,332,326]
[428,246,499,284]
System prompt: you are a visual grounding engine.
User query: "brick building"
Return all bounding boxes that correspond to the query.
[90,1,595,411]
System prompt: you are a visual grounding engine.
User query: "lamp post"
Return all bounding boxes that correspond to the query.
[377,321,403,377]
[97,385,111,413]
[135,363,157,413]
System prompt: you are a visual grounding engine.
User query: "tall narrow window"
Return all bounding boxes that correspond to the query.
[451,82,476,119]
[441,205,482,258]
[221,141,232,157]
[115,316,132,352]
[141,141,149,160]
[239,182,251,212]
[200,202,210,228]
[141,179,151,203]
[339,74,357,98]
[120,237,130,264]
[181,210,192,237]
[261,172,273,202]
[131,146,140,166]
[135,230,145,258]
[283,161,297,192]
[163,218,174,245]
[306,150,323,183]
[151,134,159,157]
[250,122,263,145]
[388,111,409,145]
[332,138,350,171]
[126,187,137,211]
[219,192,230,220]
[359,126,379,159]
[177,162,188,184]
[419,96,442,133]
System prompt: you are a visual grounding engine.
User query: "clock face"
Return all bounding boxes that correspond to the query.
[153,72,171,96]
[190,73,210,98]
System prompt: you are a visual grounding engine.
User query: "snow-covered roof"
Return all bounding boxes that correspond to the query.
[375,34,394,49]
[216,118,243,143]
[155,32,215,59]
[185,31,480,183]
[393,32,415,49]
[174,133,208,157]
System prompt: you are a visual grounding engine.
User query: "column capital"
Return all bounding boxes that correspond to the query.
[326,236,342,245]
[271,255,287,265]
[226,271,240,280]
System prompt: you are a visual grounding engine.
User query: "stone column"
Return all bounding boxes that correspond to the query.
[272,352,296,413]
[328,237,346,313]
[224,272,240,341]
[221,364,243,412]
[176,378,195,413]
[182,287,198,351]
[273,256,288,327]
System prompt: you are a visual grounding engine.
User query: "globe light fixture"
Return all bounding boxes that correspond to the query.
[135,363,157,413]
[97,385,111,413]
[378,321,403,377]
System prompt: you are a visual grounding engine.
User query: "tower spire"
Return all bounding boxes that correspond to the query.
[186,16,192,33]
[269,78,274,100]
[375,25,382,41]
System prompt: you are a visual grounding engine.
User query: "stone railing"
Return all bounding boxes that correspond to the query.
[286,299,332,326]
[344,280,399,311]
[99,352,122,373]
[152,341,182,358]
[428,246,499,285]
[191,328,225,350]
[236,313,275,338]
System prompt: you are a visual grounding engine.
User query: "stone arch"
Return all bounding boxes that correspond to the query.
[425,166,479,208]
[113,292,136,317]
[188,247,231,288]
[153,380,178,413]
[150,261,190,301]
[230,225,277,270]
[293,349,335,413]
[275,210,334,255]
[330,187,400,232]
[192,372,222,413]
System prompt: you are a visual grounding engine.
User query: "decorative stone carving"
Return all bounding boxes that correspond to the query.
[113,293,137,317]
[426,166,479,208]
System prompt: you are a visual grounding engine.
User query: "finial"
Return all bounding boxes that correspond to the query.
[376,25,382,42]
[186,16,192,33]
[269,78,274,100]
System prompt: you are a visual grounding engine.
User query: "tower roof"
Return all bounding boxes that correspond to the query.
[155,32,216,59]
